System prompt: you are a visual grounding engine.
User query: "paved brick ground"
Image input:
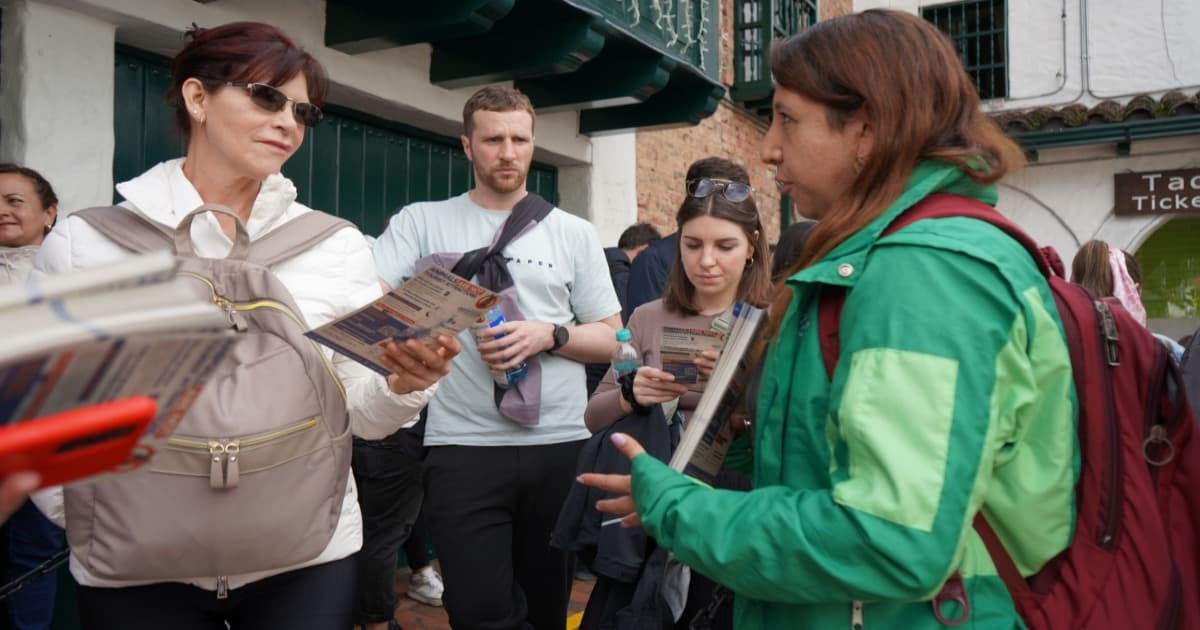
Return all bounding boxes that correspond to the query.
[391,566,594,630]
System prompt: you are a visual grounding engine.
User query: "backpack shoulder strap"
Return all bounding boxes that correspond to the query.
[818,286,847,381]
[72,206,175,254]
[451,192,554,281]
[1181,327,1200,424]
[884,193,1056,278]
[245,211,357,268]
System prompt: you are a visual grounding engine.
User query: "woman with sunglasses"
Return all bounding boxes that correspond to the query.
[31,22,458,629]
[576,156,771,628]
[581,9,1077,629]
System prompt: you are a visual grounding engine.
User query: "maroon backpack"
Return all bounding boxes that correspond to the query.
[817,194,1200,628]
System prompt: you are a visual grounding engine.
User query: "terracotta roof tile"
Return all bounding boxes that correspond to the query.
[990,91,1200,131]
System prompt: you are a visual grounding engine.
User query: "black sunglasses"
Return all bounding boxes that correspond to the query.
[219,81,323,127]
[686,178,753,203]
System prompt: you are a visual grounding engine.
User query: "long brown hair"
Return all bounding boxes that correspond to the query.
[1071,240,1113,296]
[663,158,773,315]
[767,9,1025,328]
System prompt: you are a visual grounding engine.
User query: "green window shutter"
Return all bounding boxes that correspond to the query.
[922,0,1008,100]
[732,1,818,108]
[732,0,773,103]
[113,47,185,201]
[113,48,557,235]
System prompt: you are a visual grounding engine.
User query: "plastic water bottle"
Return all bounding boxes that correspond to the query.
[482,307,527,386]
[611,328,640,382]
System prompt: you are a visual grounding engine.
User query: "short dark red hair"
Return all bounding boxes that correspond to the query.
[166,22,328,141]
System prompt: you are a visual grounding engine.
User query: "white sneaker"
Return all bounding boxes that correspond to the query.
[407,566,444,607]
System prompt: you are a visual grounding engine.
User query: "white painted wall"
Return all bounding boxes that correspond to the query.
[0,0,115,214]
[854,0,1200,110]
[849,1,1200,332]
[0,0,599,214]
[562,132,639,246]
[997,141,1200,259]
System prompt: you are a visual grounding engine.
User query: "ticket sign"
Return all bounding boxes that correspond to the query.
[1114,168,1200,215]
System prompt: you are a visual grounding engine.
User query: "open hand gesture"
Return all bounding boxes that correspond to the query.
[577,433,647,528]
[381,334,462,395]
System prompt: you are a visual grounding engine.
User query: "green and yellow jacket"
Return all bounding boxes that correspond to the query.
[630,161,1079,629]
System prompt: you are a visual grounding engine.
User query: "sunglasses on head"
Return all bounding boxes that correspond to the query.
[217,81,323,127]
[686,178,753,203]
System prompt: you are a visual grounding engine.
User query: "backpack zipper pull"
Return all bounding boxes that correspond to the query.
[214,296,236,328]
[851,600,864,629]
[216,575,229,600]
[209,441,226,489]
[225,441,240,487]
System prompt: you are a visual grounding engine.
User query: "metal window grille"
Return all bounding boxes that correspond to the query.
[922,0,1008,100]
[774,0,817,40]
[733,0,818,103]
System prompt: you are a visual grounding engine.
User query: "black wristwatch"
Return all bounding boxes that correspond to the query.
[548,323,569,353]
[618,370,652,416]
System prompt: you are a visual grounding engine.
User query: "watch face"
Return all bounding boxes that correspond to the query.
[554,325,569,348]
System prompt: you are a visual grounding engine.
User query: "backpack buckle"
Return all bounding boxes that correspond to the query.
[1095,302,1120,366]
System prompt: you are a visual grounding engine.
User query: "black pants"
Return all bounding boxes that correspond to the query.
[351,427,426,624]
[424,440,585,630]
[404,511,434,569]
[76,555,356,630]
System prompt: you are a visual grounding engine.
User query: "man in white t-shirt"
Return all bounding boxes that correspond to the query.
[374,86,621,629]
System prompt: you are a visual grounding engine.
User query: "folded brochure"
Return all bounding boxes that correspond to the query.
[659,325,725,392]
[306,265,501,376]
[666,302,768,484]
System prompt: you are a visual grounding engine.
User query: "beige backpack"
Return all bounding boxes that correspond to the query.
[66,205,353,591]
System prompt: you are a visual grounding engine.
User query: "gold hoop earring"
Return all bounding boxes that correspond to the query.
[746,257,754,268]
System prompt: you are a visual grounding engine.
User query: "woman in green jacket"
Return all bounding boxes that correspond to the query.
[581,9,1078,629]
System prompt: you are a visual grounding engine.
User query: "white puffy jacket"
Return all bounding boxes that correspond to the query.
[32,158,433,590]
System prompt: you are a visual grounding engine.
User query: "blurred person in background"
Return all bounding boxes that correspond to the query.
[1070,239,1186,361]
[0,163,62,630]
[0,164,58,282]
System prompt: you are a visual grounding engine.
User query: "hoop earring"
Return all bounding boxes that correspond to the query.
[853,156,865,175]
[746,257,754,268]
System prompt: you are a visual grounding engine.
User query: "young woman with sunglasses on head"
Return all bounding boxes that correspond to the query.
[31,22,459,629]
[581,9,1077,629]
[576,157,771,628]
[584,157,771,435]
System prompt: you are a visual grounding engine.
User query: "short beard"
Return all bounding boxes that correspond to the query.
[477,166,527,195]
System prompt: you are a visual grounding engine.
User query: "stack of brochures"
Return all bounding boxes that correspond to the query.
[667,302,767,484]
[0,251,235,438]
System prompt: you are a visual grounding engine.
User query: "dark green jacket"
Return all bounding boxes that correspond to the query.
[630,162,1079,628]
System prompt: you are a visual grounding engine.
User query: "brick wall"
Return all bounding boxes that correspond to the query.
[820,0,853,21]
[635,108,778,240]
[633,0,855,244]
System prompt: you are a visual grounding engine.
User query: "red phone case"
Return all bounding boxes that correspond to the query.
[0,396,158,488]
